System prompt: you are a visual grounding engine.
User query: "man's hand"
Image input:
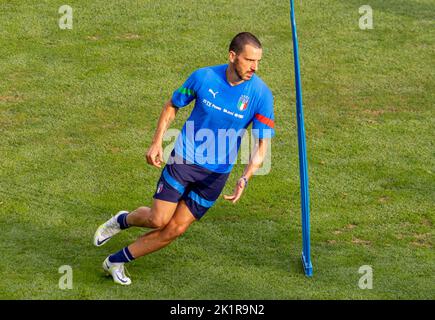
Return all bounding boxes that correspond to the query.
[146,143,163,168]
[223,177,247,204]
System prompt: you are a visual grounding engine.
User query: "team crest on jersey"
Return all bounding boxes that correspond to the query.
[237,95,249,111]
[156,181,164,194]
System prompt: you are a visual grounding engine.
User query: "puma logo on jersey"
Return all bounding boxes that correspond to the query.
[208,89,218,98]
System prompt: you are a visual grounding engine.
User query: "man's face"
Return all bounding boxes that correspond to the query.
[230,44,263,81]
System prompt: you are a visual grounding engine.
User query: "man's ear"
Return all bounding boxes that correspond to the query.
[228,50,237,63]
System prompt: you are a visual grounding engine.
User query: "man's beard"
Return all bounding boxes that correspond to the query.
[234,59,245,81]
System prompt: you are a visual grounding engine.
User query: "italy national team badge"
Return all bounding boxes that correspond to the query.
[156,181,164,194]
[237,95,249,111]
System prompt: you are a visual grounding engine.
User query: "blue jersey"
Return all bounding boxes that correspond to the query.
[171,64,275,173]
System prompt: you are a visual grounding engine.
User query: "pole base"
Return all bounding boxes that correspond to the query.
[301,252,313,277]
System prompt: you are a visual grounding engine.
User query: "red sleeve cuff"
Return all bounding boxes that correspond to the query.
[255,114,275,129]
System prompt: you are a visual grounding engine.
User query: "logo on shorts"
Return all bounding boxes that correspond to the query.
[237,95,249,111]
[156,182,164,194]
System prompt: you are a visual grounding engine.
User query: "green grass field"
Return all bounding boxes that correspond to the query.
[0,0,434,299]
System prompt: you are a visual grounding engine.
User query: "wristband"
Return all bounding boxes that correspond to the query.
[241,176,248,188]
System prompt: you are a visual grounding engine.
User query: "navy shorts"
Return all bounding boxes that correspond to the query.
[153,159,230,220]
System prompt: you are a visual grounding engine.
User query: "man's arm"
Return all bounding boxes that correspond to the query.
[146,99,178,168]
[223,138,269,203]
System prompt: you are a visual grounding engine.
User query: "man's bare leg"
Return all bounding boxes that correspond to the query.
[94,199,178,247]
[101,201,195,285]
[126,199,178,229]
[128,200,196,259]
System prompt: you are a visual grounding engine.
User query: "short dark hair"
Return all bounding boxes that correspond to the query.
[229,32,262,54]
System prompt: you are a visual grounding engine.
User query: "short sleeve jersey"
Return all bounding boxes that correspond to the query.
[171,64,275,173]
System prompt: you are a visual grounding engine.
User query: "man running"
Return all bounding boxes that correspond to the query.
[94,32,275,285]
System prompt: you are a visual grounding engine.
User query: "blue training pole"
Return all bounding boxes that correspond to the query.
[290,0,313,277]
